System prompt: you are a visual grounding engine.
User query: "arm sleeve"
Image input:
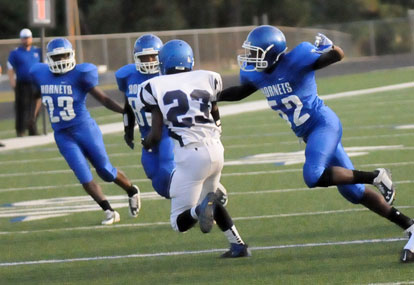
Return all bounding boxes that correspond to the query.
[218,83,257,102]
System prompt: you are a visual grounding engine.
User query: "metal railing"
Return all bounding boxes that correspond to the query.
[0,16,412,76]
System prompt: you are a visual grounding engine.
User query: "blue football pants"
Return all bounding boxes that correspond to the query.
[54,119,117,184]
[141,135,175,198]
[302,106,365,204]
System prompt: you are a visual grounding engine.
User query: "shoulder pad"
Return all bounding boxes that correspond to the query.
[290,42,314,53]
[76,62,97,73]
[115,64,135,80]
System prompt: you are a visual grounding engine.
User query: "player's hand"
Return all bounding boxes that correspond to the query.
[313,33,333,54]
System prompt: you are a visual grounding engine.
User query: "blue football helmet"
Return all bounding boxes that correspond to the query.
[46,38,76,74]
[133,34,163,74]
[238,25,287,72]
[158,40,194,75]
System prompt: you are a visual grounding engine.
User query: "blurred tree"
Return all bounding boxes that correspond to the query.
[0,0,413,38]
[0,0,28,39]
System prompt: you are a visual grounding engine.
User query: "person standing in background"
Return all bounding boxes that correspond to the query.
[7,28,42,137]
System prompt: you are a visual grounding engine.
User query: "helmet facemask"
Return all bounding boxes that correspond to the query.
[134,49,160,74]
[47,48,76,74]
[238,41,286,72]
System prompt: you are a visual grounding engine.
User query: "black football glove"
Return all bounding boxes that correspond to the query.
[124,125,134,149]
[123,103,136,150]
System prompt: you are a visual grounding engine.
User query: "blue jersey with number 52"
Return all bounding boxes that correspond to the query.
[30,63,97,131]
[240,42,325,138]
[115,64,166,139]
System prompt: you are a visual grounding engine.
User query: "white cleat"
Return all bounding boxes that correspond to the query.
[401,224,414,263]
[101,210,120,225]
[128,185,141,218]
[373,168,396,205]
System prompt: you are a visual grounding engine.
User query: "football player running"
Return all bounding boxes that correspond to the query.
[30,38,140,225]
[219,25,414,263]
[116,34,228,204]
[141,39,250,258]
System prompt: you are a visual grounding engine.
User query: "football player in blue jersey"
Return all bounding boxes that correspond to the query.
[219,25,414,262]
[116,34,228,204]
[30,38,140,225]
[115,34,174,199]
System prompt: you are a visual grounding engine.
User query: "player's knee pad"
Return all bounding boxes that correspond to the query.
[96,167,117,182]
[303,163,326,188]
[337,184,365,204]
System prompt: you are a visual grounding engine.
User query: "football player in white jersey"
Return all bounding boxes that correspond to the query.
[141,40,250,258]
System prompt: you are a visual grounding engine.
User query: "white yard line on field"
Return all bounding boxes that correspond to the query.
[281,132,414,145]
[0,237,408,267]
[0,151,141,165]
[1,205,414,235]
[1,166,414,194]
[368,281,414,285]
[0,82,413,153]
[1,145,412,179]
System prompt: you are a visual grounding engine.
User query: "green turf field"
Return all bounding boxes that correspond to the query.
[1,67,414,284]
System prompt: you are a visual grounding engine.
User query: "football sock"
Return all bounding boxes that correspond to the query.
[352,170,379,184]
[224,225,245,245]
[191,206,198,220]
[98,200,113,211]
[213,203,233,231]
[387,207,414,230]
[176,209,197,232]
[213,203,244,244]
[126,185,138,198]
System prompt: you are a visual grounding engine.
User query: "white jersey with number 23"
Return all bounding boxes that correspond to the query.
[140,70,223,146]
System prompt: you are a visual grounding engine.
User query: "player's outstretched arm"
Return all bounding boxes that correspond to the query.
[312,33,344,70]
[313,45,344,70]
[142,106,163,150]
[89,87,124,113]
[218,83,257,102]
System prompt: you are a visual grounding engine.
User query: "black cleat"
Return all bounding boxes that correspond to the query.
[221,243,251,258]
[198,192,216,233]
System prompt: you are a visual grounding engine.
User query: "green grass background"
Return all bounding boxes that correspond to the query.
[0,67,414,284]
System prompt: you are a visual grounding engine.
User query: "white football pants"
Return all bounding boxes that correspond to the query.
[170,138,224,231]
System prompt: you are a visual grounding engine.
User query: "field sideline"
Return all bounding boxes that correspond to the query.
[1,67,414,284]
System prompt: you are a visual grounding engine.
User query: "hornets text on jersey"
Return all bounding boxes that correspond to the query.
[240,42,324,138]
[30,62,98,131]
